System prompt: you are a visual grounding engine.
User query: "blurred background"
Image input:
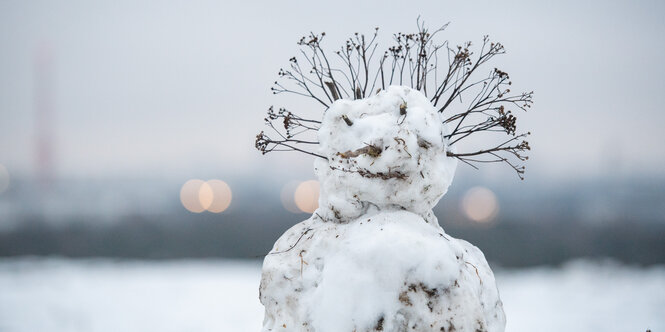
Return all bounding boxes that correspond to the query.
[0,0,664,331]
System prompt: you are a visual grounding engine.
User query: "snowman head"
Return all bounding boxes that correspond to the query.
[314,86,457,222]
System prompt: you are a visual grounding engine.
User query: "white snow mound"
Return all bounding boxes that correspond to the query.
[260,212,505,332]
[260,86,505,331]
[314,86,457,222]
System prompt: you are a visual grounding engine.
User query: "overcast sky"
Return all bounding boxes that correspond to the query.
[1,0,664,183]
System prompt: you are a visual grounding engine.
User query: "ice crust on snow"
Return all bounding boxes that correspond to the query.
[314,86,456,222]
[260,86,505,331]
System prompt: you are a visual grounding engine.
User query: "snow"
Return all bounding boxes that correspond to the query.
[261,212,504,332]
[260,87,502,331]
[314,86,456,222]
[496,260,665,332]
[0,258,264,332]
[0,258,663,332]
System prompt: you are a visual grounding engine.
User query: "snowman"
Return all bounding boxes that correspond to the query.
[259,86,506,332]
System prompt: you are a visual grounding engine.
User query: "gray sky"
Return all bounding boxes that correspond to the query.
[1,0,664,182]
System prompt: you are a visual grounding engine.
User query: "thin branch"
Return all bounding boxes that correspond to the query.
[257,22,534,179]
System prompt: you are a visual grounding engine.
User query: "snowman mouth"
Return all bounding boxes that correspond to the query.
[335,143,383,159]
[328,164,408,180]
[330,139,415,180]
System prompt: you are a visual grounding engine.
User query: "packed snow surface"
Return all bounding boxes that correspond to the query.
[261,87,503,331]
[0,258,663,332]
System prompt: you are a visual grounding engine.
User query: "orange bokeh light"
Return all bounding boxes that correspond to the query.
[461,186,499,223]
[204,180,232,213]
[180,179,207,213]
[180,179,232,213]
[294,180,319,213]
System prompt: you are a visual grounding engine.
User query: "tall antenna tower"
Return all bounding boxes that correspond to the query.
[34,43,55,188]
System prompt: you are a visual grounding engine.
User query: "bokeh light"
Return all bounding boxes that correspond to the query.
[0,164,9,194]
[294,180,319,213]
[280,181,302,213]
[461,186,499,223]
[204,180,232,213]
[180,179,206,213]
[180,179,232,213]
[198,182,214,210]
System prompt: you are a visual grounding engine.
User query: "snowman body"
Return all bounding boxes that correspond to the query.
[260,86,506,332]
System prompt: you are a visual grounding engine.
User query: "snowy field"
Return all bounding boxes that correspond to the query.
[0,258,662,332]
